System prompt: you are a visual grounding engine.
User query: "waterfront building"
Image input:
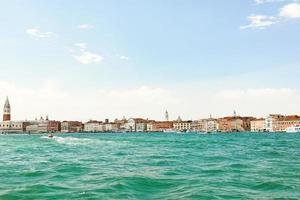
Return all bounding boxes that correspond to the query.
[114,118,128,131]
[47,120,61,132]
[83,120,103,132]
[173,119,192,132]
[25,117,61,133]
[104,122,120,132]
[124,118,149,132]
[202,117,218,132]
[0,121,30,133]
[191,120,204,132]
[273,115,300,132]
[61,121,83,133]
[265,114,285,132]
[0,97,31,133]
[26,124,39,133]
[250,119,266,132]
[124,118,136,132]
[136,122,147,132]
[147,121,174,132]
[217,117,241,132]
[217,116,254,132]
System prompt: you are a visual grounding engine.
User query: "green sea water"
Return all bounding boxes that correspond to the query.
[1,133,300,200]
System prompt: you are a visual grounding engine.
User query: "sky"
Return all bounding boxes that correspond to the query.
[0,0,300,121]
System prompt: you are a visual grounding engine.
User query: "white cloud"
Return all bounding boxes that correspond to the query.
[243,2,300,29]
[119,55,129,60]
[240,15,279,29]
[74,42,88,50]
[255,0,280,4]
[73,43,103,64]
[254,0,300,4]
[74,51,103,64]
[255,0,271,4]
[280,3,300,18]
[26,28,53,38]
[78,24,94,29]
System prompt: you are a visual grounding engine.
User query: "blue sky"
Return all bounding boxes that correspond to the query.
[0,0,300,121]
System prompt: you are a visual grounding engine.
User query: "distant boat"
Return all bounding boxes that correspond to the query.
[48,133,54,138]
[198,132,208,135]
[285,125,300,133]
[163,129,176,133]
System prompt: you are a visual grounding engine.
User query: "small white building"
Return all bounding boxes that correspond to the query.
[104,123,120,132]
[202,118,218,132]
[84,121,103,132]
[124,118,147,132]
[173,120,192,131]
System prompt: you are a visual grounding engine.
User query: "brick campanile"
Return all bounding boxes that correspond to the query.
[3,97,11,121]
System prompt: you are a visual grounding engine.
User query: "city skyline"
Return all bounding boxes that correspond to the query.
[1,0,300,121]
[1,96,300,134]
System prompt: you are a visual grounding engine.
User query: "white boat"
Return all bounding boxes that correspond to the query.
[285,125,300,133]
[163,129,176,133]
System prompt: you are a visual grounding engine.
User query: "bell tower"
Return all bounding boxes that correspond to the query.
[3,97,11,121]
[165,110,169,121]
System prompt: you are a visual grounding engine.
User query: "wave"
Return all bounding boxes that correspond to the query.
[40,135,122,147]
[41,136,97,146]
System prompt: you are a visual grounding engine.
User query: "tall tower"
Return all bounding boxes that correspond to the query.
[165,110,169,121]
[233,110,237,117]
[3,97,11,121]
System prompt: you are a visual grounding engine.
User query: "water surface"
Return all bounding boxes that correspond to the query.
[1,133,300,199]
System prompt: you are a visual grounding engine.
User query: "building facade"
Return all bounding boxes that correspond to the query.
[173,120,192,132]
[61,121,83,133]
[0,121,30,133]
[124,118,149,132]
[217,116,253,132]
[250,119,266,132]
[265,114,285,132]
[84,120,103,132]
[147,121,174,132]
[272,115,300,132]
[202,118,218,132]
[25,118,61,133]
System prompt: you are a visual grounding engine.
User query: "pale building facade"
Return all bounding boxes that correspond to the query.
[197,117,218,132]
[250,119,266,132]
[124,118,148,132]
[84,121,103,132]
[61,121,83,133]
[265,114,285,132]
[0,121,29,133]
[25,118,61,133]
[173,121,192,131]
[104,123,120,132]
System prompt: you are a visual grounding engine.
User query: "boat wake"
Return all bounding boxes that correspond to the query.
[41,136,97,146]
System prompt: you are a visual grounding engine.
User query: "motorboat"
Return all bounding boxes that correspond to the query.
[285,125,300,133]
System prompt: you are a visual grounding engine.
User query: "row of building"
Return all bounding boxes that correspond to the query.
[0,97,299,133]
